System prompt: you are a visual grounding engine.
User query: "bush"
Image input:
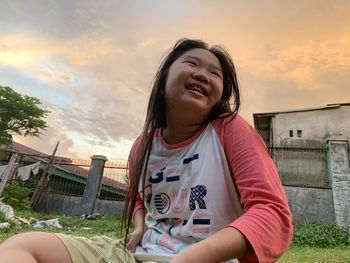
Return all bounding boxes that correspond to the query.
[0,210,6,222]
[1,178,38,210]
[293,223,350,247]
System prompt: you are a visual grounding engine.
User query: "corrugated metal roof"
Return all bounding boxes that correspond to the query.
[253,103,350,116]
[9,141,128,192]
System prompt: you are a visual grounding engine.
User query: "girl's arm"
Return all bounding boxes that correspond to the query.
[211,116,292,262]
[126,209,148,252]
[171,227,249,263]
[126,136,147,253]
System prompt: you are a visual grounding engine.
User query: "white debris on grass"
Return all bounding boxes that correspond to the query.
[0,222,11,229]
[35,218,62,228]
[0,202,15,221]
[0,201,62,229]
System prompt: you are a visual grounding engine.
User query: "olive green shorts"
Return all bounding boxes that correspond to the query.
[55,233,156,263]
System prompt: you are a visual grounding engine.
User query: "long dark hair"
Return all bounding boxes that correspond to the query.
[121,38,240,245]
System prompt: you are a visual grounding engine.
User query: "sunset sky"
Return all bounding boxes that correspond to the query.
[1,0,349,160]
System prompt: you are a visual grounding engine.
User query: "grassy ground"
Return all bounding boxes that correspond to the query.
[280,245,350,263]
[1,210,350,262]
[0,210,123,242]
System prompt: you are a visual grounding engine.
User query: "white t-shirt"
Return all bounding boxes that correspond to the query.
[134,122,242,262]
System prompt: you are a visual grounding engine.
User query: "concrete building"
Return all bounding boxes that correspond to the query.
[253,103,350,227]
[253,103,350,148]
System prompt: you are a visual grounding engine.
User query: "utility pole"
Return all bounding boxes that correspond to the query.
[30,141,59,209]
[0,153,18,197]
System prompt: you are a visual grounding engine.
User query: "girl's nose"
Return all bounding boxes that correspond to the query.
[192,68,210,83]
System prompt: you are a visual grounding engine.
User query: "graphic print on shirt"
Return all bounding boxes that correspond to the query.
[137,123,245,258]
[189,185,207,210]
[154,193,171,214]
[149,167,165,183]
[141,184,153,204]
[143,154,205,207]
[172,189,188,213]
[141,153,210,232]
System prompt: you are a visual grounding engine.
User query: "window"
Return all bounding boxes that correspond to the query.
[297,130,302,138]
[289,130,293,137]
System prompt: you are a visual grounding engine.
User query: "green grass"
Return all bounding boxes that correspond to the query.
[1,210,350,262]
[279,244,350,263]
[0,210,123,243]
[293,223,350,247]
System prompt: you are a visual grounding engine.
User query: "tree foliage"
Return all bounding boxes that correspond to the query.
[0,85,48,146]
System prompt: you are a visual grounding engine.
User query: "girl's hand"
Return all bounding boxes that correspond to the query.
[126,209,147,253]
[171,227,249,263]
[126,228,144,253]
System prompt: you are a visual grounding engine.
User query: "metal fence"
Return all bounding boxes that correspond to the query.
[104,161,128,183]
[47,159,128,200]
[46,173,86,197]
[270,146,330,188]
[57,159,128,183]
[0,151,128,201]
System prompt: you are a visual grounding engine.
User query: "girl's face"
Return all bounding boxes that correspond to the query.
[164,48,224,119]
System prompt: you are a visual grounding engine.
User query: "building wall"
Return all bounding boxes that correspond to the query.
[273,147,329,188]
[284,186,335,224]
[273,106,350,146]
[34,193,124,216]
[37,188,336,224]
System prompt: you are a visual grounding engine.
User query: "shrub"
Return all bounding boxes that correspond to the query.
[293,223,350,247]
[1,178,38,210]
[0,210,6,222]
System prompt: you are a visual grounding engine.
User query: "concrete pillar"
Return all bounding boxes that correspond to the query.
[80,155,107,215]
[327,139,350,227]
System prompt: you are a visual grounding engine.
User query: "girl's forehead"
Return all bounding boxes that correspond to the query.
[180,48,222,70]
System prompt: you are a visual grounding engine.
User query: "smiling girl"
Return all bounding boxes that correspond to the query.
[123,39,292,263]
[0,39,292,263]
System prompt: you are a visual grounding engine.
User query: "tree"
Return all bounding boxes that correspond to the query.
[0,85,48,146]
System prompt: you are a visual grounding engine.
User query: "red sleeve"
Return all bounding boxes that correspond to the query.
[213,115,293,263]
[128,136,146,217]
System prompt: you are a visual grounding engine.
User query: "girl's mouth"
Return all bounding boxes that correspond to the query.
[186,84,208,96]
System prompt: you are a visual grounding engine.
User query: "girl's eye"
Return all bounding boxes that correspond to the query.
[186,61,197,66]
[211,71,222,78]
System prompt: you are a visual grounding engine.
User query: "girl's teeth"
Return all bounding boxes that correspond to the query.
[192,87,203,95]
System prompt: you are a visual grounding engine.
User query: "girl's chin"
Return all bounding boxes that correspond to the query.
[178,99,212,116]
[166,94,213,115]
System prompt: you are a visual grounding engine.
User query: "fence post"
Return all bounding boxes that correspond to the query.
[0,153,18,197]
[80,155,108,215]
[327,138,350,227]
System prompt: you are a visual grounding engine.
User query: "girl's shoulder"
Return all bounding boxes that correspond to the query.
[211,113,267,149]
[211,113,252,132]
[128,134,143,165]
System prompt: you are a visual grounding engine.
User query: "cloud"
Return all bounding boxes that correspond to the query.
[2,0,350,160]
[138,38,156,48]
[250,45,350,91]
[13,105,79,158]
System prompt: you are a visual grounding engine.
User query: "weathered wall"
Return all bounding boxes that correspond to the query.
[35,188,341,225]
[328,140,350,227]
[284,186,335,224]
[273,147,328,188]
[34,138,350,226]
[34,193,124,217]
[94,199,124,216]
[39,188,335,224]
[273,106,350,146]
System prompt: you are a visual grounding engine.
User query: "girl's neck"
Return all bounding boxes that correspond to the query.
[162,122,204,145]
[163,104,209,144]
